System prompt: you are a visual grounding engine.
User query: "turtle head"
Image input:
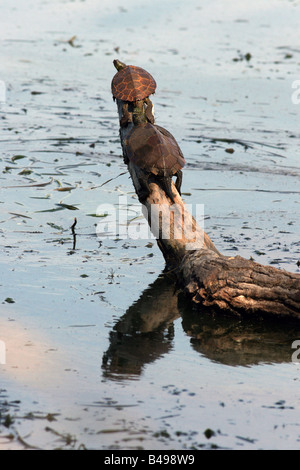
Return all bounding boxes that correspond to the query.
[113,59,127,71]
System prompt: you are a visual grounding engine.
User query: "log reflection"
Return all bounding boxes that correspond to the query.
[179,296,300,366]
[102,275,300,380]
[102,273,180,379]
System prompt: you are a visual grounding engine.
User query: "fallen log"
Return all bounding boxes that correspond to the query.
[113,62,300,321]
[181,250,300,319]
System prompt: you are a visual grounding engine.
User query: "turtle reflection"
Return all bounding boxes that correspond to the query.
[102,274,300,379]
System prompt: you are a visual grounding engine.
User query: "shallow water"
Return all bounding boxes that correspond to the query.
[0,0,300,450]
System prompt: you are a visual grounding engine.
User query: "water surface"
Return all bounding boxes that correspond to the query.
[0,0,300,450]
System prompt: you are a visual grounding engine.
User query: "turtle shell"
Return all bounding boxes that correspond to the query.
[124,123,185,176]
[111,65,156,102]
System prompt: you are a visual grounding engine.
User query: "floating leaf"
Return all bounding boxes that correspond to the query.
[87,213,109,218]
[47,222,64,231]
[9,212,32,219]
[3,166,14,173]
[68,35,77,47]
[89,171,127,189]
[11,155,27,162]
[204,428,215,439]
[56,203,79,211]
[30,195,51,200]
[18,169,32,175]
[54,186,77,192]
[36,203,79,213]
[6,178,53,188]
[36,207,64,213]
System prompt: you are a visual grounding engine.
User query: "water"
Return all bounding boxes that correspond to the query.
[0,0,300,450]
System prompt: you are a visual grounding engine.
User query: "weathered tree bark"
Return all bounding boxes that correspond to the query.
[115,98,300,321]
[181,250,300,319]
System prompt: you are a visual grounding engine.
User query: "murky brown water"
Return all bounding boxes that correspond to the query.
[0,0,300,450]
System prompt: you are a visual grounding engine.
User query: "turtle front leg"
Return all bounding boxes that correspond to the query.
[175,170,183,196]
[144,98,155,124]
[120,103,133,127]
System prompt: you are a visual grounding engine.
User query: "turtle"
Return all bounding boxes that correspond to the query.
[111,59,156,127]
[124,122,185,203]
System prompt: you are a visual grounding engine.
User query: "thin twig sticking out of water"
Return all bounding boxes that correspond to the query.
[71,217,77,250]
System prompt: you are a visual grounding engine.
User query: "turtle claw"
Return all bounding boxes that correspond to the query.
[175,170,182,196]
[145,108,155,124]
[160,176,176,204]
[144,98,155,124]
[161,172,183,203]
